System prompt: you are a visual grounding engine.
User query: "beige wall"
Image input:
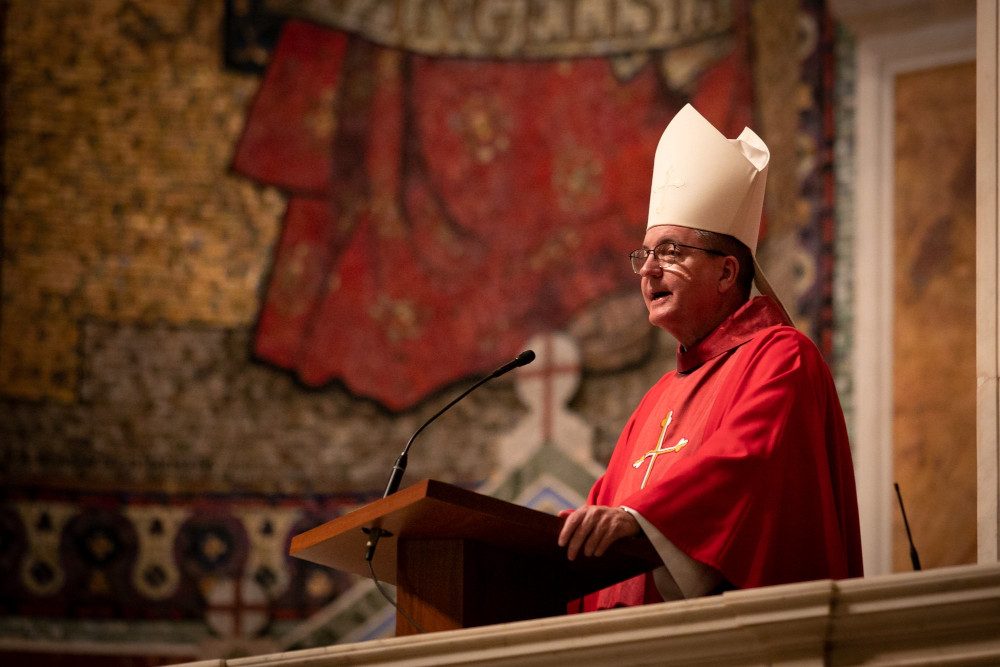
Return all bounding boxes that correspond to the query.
[892,62,977,571]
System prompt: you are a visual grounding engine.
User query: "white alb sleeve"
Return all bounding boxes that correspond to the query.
[621,506,723,600]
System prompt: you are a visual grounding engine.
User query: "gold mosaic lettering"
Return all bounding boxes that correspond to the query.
[267,0,734,59]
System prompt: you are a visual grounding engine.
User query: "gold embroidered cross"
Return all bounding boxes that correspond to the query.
[632,411,688,489]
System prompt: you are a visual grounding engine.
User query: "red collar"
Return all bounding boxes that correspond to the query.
[676,296,790,373]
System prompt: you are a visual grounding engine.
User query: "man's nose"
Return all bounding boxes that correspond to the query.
[638,254,661,277]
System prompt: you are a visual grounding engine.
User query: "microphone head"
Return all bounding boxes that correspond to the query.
[515,350,535,367]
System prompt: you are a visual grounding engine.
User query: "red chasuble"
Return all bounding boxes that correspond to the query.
[585,296,863,609]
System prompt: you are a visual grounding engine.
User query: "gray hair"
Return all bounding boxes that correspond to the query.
[693,229,754,298]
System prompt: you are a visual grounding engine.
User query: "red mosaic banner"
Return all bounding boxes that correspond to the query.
[233,9,755,409]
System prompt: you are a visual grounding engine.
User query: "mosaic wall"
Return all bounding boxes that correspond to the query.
[1,0,840,662]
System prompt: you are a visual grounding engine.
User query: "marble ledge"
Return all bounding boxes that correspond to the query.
[175,561,1000,667]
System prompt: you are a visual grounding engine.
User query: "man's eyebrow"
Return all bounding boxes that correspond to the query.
[644,236,677,249]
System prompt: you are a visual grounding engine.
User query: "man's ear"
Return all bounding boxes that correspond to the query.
[718,255,739,293]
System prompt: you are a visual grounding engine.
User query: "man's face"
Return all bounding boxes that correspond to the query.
[638,224,726,346]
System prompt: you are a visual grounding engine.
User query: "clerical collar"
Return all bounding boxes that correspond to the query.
[676,296,790,373]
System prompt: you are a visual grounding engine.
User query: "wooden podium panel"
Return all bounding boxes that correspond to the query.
[290,479,660,634]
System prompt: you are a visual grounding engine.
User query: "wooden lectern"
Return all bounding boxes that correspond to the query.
[290,479,661,635]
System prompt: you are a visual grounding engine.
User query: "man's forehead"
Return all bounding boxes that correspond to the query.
[643,224,700,246]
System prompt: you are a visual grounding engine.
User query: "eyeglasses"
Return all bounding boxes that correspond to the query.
[629,241,725,274]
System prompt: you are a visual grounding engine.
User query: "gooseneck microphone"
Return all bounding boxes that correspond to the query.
[383,349,535,498]
[364,349,535,563]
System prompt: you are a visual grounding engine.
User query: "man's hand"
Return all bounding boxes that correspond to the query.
[557,505,640,561]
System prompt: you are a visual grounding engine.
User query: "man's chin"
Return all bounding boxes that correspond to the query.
[647,309,676,332]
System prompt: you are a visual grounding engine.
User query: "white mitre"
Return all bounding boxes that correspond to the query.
[647,104,791,323]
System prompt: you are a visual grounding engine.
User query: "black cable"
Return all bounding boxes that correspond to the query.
[367,558,425,634]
